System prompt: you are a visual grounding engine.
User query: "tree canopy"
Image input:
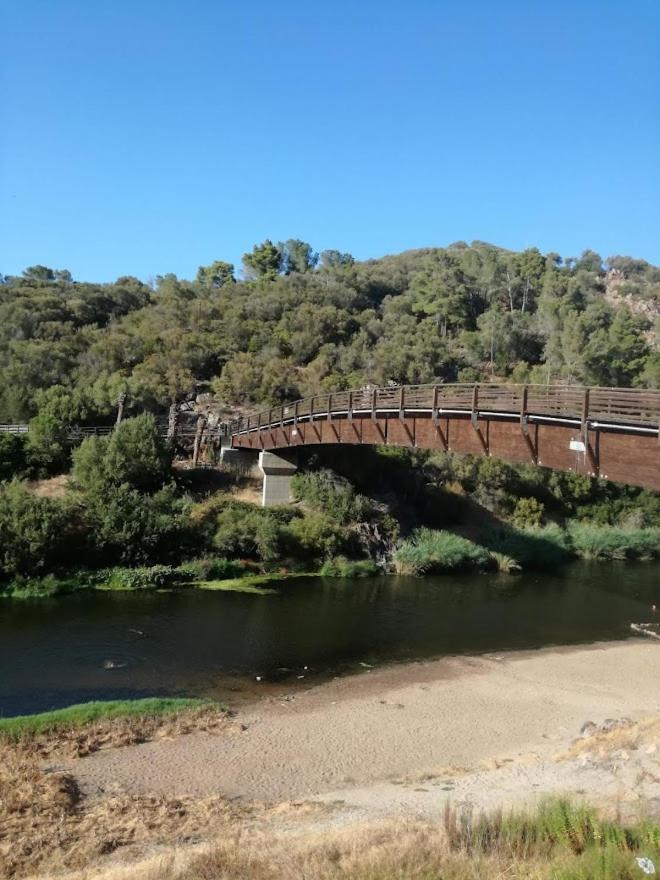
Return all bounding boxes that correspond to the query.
[0,241,657,428]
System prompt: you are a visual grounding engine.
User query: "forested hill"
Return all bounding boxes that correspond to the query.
[1,241,659,426]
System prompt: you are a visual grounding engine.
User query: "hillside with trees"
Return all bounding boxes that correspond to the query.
[1,241,658,434]
[1,242,660,595]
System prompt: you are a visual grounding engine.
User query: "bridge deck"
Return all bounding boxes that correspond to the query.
[227,383,660,436]
[226,383,660,492]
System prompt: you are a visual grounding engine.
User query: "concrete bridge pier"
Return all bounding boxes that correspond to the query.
[259,450,298,507]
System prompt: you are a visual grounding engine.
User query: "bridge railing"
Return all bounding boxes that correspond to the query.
[225,383,660,437]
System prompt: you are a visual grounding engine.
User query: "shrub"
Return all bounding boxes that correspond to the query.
[285,512,347,561]
[291,469,372,523]
[0,481,76,579]
[0,434,29,482]
[568,524,660,560]
[511,496,544,528]
[73,414,170,493]
[393,528,490,575]
[95,565,181,590]
[319,557,379,577]
[214,502,296,562]
[175,557,248,582]
[25,410,70,475]
[85,482,186,565]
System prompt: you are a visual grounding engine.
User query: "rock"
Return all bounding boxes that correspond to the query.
[580,721,597,737]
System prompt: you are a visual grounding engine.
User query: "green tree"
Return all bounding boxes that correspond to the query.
[86,482,185,565]
[242,240,283,280]
[0,435,29,482]
[0,481,74,577]
[73,414,170,493]
[280,239,318,274]
[196,260,235,288]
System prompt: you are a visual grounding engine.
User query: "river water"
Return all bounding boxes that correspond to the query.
[1,562,658,717]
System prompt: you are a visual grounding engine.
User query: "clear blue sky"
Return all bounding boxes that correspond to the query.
[2,1,659,282]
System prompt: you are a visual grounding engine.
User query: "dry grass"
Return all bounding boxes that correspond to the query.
[0,742,245,879]
[557,714,660,763]
[137,801,660,880]
[27,475,71,498]
[72,823,551,880]
[6,705,232,761]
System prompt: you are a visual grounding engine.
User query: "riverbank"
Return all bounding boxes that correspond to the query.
[3,521,660,599]
[3,639,659,879]
[69,640,660,808]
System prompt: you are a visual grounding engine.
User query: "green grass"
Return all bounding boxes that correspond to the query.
[194,571,312,593]
[481,523,572,570]
[319,557,380,577]
[444,798,660,879]
[0,697,214,739]
[394,528,491,575]
[568,524,660,561]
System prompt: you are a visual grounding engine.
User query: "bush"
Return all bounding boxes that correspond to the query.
[291,469,372,523]
[511,496,544,528]
[175,557,249,581]
[73,414,170,493]
[394,528,490,575]
[214,502,297,562]
[319,557,379,577]
[0,434,29,482]
[285,512,347,561]
[26,410,70,475]
[85,482,187,565]
[568,524,660,560]
[0,481,76,579]
[94,565,181,590]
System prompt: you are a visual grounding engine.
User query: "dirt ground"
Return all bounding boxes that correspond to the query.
[4,639,659,879]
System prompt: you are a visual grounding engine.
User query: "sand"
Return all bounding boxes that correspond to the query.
[70,640,660,819]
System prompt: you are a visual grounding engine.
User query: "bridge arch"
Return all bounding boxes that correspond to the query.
[225,383,660,498]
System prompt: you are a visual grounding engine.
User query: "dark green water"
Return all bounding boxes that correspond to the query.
[1,562,658,717]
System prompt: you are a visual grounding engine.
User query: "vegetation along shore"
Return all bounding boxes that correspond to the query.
[1,243,659,598]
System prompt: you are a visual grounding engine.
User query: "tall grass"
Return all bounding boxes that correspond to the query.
[394,528,491,574]
[153,799,660,880]
[320,557,380,578]
[481,523,572,570]
[568,524,660,561]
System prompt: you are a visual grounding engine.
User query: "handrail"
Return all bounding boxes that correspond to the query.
[223,383,660,437]
[2,384,658,442]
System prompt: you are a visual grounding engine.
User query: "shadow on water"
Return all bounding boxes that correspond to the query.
[1,561,658,716]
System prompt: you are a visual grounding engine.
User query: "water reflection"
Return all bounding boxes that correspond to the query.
[0,561,657,716]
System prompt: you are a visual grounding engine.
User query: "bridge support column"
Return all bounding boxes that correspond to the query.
[259,450,297,507]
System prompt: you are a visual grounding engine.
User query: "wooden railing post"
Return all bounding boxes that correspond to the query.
[399,386,405,419]
[348,391,353,421]
[471,384,479,427]
[581,387,590,441]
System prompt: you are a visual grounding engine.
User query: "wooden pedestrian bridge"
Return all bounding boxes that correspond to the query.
[223,383,660,503]
[2,383,659,503]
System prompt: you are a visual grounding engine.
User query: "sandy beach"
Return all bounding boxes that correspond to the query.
[71,639,660,817]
